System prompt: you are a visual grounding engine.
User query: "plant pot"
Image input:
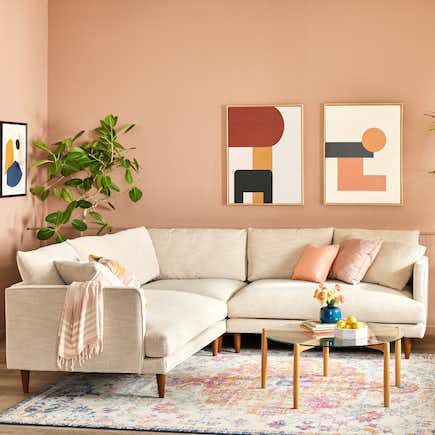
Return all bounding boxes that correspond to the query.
[320,303,342,324]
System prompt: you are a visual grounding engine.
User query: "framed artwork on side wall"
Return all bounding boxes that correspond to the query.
[1,121,27,197]
[323,103,402,205]
[226,104,303,205]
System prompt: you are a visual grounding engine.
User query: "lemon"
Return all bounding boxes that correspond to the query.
[336,320,346,329]
[355,321,364,329]
[345,324,353,329]
[347,315,357,324]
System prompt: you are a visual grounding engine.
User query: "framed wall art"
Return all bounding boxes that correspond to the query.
[323,103,402,205]
[1,121,27,197]
[226,104,303,205]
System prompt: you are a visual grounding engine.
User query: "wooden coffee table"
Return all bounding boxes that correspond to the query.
[261,324,403,409]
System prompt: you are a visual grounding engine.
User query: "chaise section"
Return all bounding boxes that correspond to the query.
[228,279,426,324]
[142,278,246,302]
[142,289,227,357]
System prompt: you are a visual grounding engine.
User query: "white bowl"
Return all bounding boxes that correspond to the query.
[335,324,368,340]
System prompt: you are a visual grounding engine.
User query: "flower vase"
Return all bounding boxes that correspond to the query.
[320,302,342,324]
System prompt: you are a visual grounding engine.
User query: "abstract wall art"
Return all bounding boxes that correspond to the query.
[323,103,402,205]
[226,104,303,205]
[1,121,27,197]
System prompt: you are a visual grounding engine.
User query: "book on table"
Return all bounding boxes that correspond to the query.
[301,320,336,333]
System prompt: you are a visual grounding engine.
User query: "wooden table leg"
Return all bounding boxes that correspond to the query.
[323,346,329,377]
[395,339,401,387]
[384,342,390,407]
[293,344,300,409]
[261,329,267,388]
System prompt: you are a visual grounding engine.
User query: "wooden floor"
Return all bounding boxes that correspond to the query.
[0,335,433,434]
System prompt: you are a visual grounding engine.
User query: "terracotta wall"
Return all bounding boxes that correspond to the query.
[47,0,435,331]
[0,0,47,335]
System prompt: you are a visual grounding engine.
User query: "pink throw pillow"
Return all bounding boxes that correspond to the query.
[330,238,382,285]
[292,244,339,283]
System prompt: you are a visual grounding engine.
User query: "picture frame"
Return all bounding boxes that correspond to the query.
[0,121,27,197]
[323,103,403,205]
[226,103,304,206]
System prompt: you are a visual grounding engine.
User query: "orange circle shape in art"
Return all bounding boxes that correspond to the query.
[361,128,386,153]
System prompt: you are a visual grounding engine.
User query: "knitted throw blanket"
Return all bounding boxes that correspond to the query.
[57,279,104,370]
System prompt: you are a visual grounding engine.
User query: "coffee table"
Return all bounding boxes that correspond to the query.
[261,324,403,409]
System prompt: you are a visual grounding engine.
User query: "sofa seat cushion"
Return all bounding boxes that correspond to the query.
[143,289,227,357]
[228,279,425,324]
[142,279,246,302]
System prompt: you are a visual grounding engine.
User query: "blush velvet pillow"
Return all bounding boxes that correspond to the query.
[292,244,339,283]
[330,238,382,285]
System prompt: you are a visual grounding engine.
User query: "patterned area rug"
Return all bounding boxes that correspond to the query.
[0,349,434,434]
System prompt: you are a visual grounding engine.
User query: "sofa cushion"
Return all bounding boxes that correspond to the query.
[364,241,427,290]
[228,279,425,324]
[142,289,227,357]
[148,228,247,280]
[247,228,334,281]
[142,278,246,302]
[67,227,159,285]
[17,242,80,284]
[333,228,420,245]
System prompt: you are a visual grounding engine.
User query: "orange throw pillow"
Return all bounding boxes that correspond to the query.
[292,244,339,283]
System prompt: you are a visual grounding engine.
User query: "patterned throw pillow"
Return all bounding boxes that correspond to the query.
[89,255,141,288]
[330,238,382,285]
[292,244,340,283]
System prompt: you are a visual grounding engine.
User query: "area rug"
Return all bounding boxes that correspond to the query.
[0,349,433,434]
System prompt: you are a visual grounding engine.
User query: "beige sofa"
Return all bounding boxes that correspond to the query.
[6,227,428,397]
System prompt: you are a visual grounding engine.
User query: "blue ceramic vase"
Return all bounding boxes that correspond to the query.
[320,302,342,324]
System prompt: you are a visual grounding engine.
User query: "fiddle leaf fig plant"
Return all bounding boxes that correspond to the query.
[29,114,142,242]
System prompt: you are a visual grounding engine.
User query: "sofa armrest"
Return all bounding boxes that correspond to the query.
[5,283,146,373]
[413,256,429,308]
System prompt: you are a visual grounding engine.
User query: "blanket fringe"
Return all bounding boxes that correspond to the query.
[57,339,104,371]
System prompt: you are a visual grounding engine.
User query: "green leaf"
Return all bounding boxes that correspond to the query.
[65,178,83,187]
[104,114,117,128]
[77,199,92,209]
[109,181,120,192]
[125,168,133,184]
[62,201,77,224]
[40,189,50,201]
[72,218,87,232]
[53,187,62,199]
[31,159,51,168]
[37,227,55,241]
[61,187,73,202]
[48,160,62,179]
[72,130,85,142]
[89,211,102,221]
[45,211,63,225]
[129,187,143,202]
[82,177,93,191]
[96,223,108,235]
[30,186,45,197]
[117,123,135,134]
[132,158,140,171]
[33,140,52,154]
[55,233,66,243]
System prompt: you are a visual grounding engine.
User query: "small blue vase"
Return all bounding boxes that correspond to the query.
[320,303,342,324]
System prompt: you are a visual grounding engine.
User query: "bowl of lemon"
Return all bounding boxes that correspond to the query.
[335,315,368,340]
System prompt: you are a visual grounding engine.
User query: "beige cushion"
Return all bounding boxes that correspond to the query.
[247,228,333,281]
[17,242,80,284]
[148,228,247,280]
[142,278,246,302]
[142,289,227,357]
[333,228,420,245]
[228,279,425,324]
[67,227,159,285]
[363,242,427,290]
[54,260,124,287]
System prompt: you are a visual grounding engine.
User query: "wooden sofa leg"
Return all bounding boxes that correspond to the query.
[156,374,166,398]
[233,333,241,353]
[404,338,412,359]
[218,336,223,353]
[21,370,29,393]
[212,338,219,356]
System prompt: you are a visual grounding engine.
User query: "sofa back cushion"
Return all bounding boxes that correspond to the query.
[67,227,159,285]
[333,228,419,245]
[17,242,80,284]
[247,228,334,281]
[148,228,247,280]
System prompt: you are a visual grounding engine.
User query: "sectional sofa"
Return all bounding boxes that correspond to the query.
[6,227,428,397]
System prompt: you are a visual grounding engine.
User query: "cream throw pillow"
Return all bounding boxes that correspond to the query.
[363,241,426,290]
[54,260,124,287]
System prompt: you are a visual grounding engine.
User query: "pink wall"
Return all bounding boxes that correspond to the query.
[46,0,435,331]
[0,0,47,335]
